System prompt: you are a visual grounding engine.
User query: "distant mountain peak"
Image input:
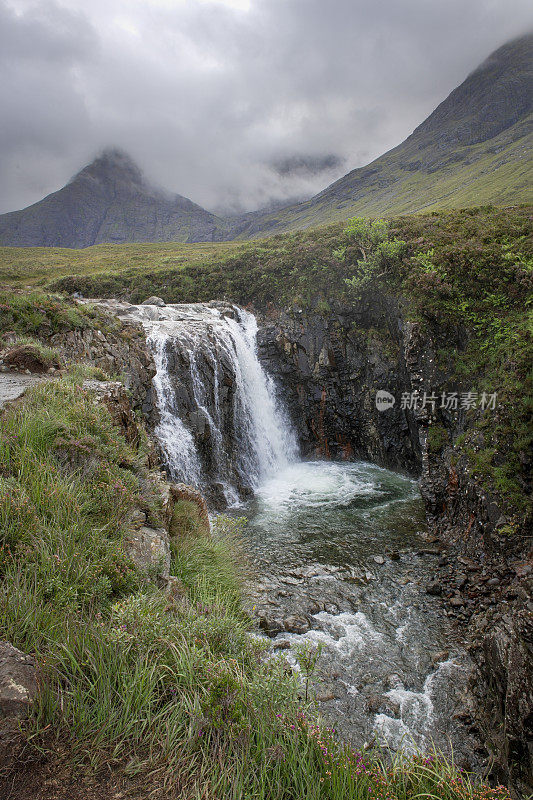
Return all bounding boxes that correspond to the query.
[0,147,228,247]
[73,147,148,192]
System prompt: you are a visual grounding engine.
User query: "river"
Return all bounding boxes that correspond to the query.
[241,459,481,769]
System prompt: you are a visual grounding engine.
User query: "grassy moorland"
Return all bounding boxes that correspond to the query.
[0,239,245,288]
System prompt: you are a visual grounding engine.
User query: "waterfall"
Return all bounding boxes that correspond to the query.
[121,302,298,505]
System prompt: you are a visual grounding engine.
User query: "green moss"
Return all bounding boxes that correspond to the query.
[427,424,449,453]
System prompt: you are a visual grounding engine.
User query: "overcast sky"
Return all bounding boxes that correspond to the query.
[1,0,532,215]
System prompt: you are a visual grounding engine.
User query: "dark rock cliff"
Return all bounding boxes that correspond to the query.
[257,296,421,474]
[256,299,532,795]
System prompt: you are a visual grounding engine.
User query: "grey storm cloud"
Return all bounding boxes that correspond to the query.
[1,0,532,215]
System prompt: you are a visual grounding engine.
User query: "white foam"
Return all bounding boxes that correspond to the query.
[373,659,461,751]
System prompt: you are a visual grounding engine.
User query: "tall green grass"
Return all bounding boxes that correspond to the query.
[0,376,512,798]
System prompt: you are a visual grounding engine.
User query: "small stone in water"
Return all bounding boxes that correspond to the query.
[432,650,449,666]
[280,576,300,585]
[373,555,385,565]
[283,615,310,634]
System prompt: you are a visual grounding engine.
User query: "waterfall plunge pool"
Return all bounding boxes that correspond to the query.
[110,300,481,771]
[238,459,481,770]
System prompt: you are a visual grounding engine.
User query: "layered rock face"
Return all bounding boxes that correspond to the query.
[50,317,158,423]
[256,295,422,474]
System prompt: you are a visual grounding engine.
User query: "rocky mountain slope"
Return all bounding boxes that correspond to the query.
[0,149,230,247]
[236,33,533,236]
[0,35,531,248]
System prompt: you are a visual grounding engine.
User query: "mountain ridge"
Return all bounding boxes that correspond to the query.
[232,32,533,237]
[0,33,531,247]
[0,148,230,247]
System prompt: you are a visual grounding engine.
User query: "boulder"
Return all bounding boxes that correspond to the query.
[142,296,166,307]
[2,344,59,374]
[0,642,38,719]
[258,615,284,637]
[125,526,171,583]
[283,615,310,635]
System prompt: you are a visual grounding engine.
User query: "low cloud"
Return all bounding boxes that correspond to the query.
[1,0,532,214]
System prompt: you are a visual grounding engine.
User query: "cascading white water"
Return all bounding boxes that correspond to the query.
[147,328,202,487]
[121,302,298,503]
[222,309,298,486]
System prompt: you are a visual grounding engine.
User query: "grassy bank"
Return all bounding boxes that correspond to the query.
[0,374,512,799]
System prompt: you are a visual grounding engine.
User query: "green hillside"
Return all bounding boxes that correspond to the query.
[235,35,533,237]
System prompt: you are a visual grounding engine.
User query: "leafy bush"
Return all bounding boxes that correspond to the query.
[342,217,407,298]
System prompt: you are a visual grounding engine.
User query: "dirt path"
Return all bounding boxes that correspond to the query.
[0,371,53,410]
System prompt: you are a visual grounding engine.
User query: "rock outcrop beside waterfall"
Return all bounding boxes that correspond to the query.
[257,296,421,473]
[50,315,158,422]
[81,379,210,586]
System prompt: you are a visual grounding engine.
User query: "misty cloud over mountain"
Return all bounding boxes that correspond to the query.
[1,0,532,215]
